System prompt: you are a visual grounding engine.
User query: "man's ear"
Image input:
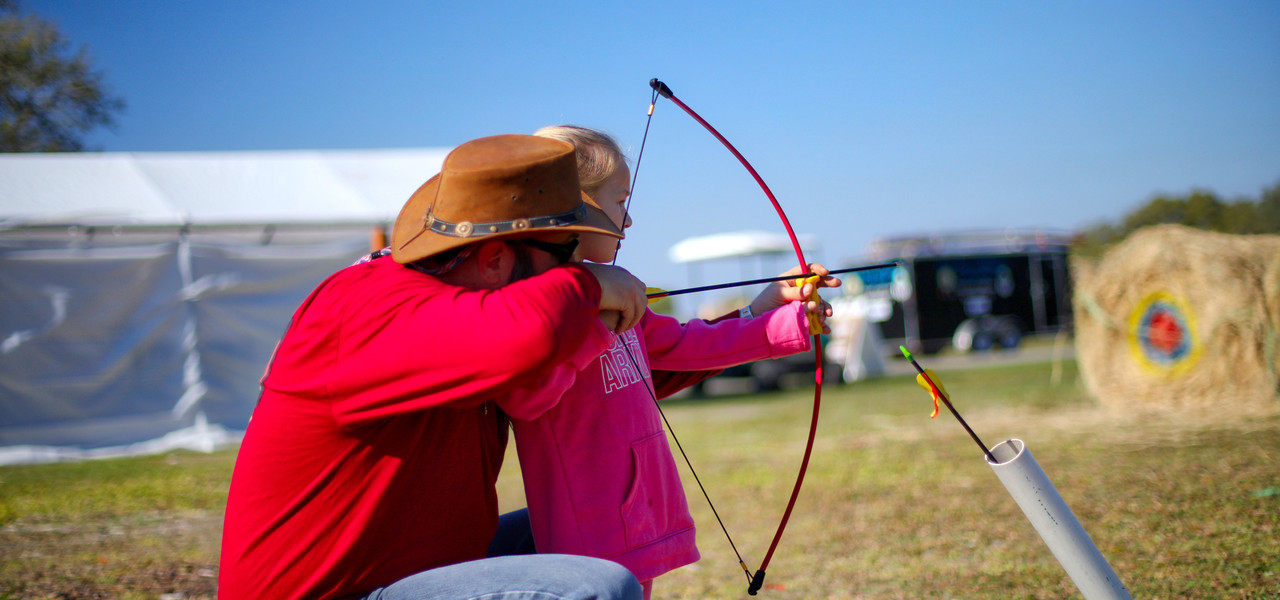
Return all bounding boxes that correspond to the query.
[473,240,513,288]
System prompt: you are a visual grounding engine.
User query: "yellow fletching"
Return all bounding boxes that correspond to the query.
[645,287,666,304]
[914,368,946,419]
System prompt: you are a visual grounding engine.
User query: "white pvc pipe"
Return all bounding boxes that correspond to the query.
[987,438,1132,600]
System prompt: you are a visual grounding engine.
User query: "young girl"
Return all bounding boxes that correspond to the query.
[509,125,837,598]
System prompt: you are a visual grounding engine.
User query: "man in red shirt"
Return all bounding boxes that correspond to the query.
[219,134,647,600]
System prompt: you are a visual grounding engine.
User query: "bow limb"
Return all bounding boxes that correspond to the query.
[651,78,823,596]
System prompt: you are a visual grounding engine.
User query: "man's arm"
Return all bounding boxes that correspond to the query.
[273,262,607,426]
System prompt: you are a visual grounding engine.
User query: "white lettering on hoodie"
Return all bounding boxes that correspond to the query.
[600,329,651,393]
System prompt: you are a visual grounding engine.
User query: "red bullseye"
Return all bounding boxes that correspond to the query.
[1146,310,1183,353]
[1130,292,1198,372]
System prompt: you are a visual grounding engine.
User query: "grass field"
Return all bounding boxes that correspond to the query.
[2,358,1277,599]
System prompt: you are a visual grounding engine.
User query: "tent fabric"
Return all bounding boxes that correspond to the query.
[0,149,448,464]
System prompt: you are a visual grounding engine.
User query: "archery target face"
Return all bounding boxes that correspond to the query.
[1127,291,1201,374]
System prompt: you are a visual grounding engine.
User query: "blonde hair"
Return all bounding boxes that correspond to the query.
[533,125,627,198]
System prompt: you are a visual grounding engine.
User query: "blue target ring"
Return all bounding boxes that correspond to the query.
[1128,292,1200,373]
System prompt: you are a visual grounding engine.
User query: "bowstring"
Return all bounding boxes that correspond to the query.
[611,84,659,268]
[618,335,754,584]
[611,85,755,583]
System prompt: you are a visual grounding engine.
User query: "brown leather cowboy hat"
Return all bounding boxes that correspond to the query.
[391,134,623,264]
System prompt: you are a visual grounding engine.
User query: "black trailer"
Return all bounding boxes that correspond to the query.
[852,231,1073,355]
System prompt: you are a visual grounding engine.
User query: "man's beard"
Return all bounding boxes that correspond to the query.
[508,244,537,283]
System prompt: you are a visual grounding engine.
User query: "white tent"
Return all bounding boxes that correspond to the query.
[666,230,821,318]
[0,148,449,464]
[667,230,818,264]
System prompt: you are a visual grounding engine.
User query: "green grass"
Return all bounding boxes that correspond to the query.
[2,359,1278,599]
[0,451,229,600]
[1,451,232,522]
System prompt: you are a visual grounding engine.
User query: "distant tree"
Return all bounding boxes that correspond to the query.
[1181,191,1225,229]
[1120,195,1191,231]
[0,0,123,151]
[1256,181,1280,232]
[1219,197,1261,234]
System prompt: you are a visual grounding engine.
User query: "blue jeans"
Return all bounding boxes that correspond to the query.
[359,510,642,600]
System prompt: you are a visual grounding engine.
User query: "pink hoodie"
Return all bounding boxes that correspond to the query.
[510,303,812,587]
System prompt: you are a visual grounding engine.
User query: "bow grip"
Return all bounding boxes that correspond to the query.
[793,274,823,335]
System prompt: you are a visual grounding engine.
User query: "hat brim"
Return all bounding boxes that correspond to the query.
[391,175,624,264]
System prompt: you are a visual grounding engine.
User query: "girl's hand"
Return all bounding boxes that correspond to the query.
[749,263,840,331]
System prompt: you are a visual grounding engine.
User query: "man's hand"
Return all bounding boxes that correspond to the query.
[581,263,647,333]
[750,263,839,334]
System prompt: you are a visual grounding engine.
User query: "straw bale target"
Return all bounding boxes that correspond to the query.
[1071,225,1280,414]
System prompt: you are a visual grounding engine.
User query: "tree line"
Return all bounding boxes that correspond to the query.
[1074,182,1280,256]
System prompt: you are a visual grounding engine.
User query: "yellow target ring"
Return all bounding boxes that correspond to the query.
[1127,291,1201,375]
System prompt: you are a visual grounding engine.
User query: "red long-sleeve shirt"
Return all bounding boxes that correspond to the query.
[219,257,612,600]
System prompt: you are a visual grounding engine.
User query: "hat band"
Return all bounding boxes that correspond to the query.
[424,204,587,238]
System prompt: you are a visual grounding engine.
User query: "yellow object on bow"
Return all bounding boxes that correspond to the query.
[793,274,823,335]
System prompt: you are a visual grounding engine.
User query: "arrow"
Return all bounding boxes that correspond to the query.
[645,261,901,302]
[899,346,998,464]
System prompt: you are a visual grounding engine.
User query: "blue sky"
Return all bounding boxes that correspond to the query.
[23,0,1280,303]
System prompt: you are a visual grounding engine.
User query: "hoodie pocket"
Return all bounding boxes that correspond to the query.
[619,431,694,549]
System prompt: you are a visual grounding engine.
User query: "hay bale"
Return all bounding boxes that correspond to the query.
[1072,224,1280,415]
